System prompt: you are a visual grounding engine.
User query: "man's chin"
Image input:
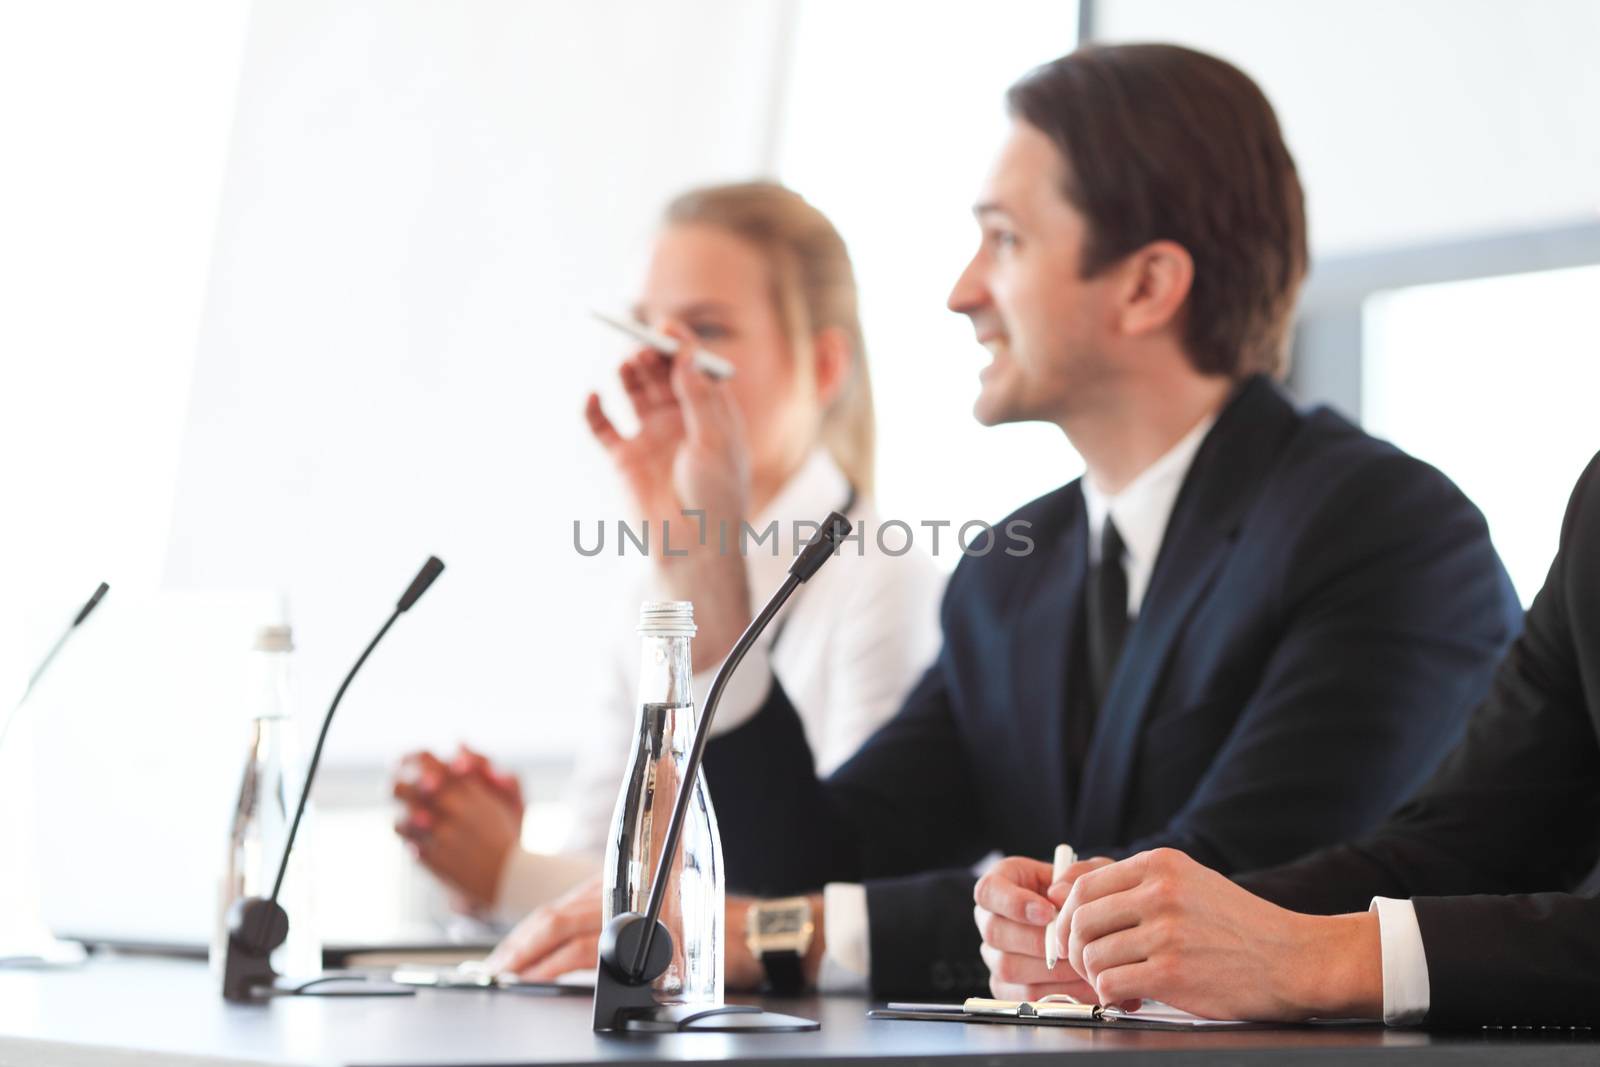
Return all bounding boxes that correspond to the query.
[973,385,1022,427]
[971,395,1002,427]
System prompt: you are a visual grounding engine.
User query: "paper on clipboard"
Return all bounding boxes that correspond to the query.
[869,996,1268,1031]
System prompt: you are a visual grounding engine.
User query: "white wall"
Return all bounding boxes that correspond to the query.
[0,0,250,672]
[0,0,251,947]
[161,1,1088,768]
[1094,0,1600,255]
[162,1,792,766]
[777,0,1084,547]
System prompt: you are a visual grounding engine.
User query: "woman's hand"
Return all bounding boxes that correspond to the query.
[484,883,775,990]
[484,874,605,981]
[393,747,524,914]
[584,323,753,662]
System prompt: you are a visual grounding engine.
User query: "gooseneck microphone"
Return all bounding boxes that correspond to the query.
[0,581,108,971]
[593,512,851,1034]
[223,556,444,1003]
[1,582,110,754]
[268,556,443,906]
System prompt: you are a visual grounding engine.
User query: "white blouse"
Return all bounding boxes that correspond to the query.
[493,449,945,921]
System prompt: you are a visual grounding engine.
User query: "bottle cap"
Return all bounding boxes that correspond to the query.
[637,601,696,638]
[254,624,294,653]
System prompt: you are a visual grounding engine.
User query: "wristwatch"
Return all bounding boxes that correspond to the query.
[745,896,815,995]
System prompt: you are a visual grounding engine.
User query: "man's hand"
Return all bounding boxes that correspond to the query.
[974,854,1112,1003]
[1057,848,1384,1021]
[393,747,524,913]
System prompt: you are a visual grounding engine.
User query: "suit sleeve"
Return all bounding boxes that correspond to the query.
[704,651,986,896]
[810,548,945,776]
[864,869,990,997]
[1241,454,1600,1027]
[1092,452,1521,873]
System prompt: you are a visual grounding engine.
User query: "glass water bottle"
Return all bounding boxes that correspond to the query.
[602,601,725,1004]
[211,624,321,983]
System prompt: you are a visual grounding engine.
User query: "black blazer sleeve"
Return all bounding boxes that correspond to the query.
[1240,453,1600,1027]
[706,658,996,997]
[1090,450,1522,873]
[705,652,987,896]
[865,869,991,996]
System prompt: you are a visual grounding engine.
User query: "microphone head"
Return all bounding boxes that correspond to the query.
[788,511,852,583]
[72,582,110,628]
[397,556,445,612]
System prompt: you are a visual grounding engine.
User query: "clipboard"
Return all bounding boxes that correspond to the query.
[869,995,1273,1031]
[390,963,594,995]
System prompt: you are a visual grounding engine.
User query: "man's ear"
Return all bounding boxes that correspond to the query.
[811,326,854,408]
[1115,239,1194,339]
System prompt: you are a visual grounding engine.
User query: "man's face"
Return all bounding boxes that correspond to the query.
[948,119,1114,427]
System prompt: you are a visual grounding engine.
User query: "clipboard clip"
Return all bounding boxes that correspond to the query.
[964,995,1104,1021]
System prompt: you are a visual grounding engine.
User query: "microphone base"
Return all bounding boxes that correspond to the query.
[269,971,415,998]
[617,1004,820,1033]
[592,914,817,1033]
[0,937,87,970]
[593,912,675,1032]
[221,897,417,1002]
[222,897,288,1003]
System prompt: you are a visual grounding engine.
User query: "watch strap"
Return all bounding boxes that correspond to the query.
[760,949,806,995]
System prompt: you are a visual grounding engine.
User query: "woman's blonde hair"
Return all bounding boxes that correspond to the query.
[664,182,875,498]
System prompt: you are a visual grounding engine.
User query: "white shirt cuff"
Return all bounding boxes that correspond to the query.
[1370,896,1430,1025]
[491,847,595,926]
[817,882,870,993]
[696,642,775,738]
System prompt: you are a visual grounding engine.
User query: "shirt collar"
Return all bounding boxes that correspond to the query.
[1081,413,1216,569]
[754,447,851,536]
[644,447,850,602]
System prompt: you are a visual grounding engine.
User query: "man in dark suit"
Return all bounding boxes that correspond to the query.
[483,44,1520,997]
[1001,451,1600,1028]
[699,45,1522,998]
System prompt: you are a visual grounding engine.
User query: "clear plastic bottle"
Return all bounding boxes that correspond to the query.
[210,624,321,983]
[602,601,725,1005]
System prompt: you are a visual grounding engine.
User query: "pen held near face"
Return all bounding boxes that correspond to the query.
[591,308,736,381]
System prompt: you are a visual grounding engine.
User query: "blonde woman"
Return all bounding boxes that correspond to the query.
[394,183,944,937]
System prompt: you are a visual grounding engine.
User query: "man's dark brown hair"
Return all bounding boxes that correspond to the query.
[1007,44,1308,380]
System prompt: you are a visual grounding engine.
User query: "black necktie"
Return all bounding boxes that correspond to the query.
[1086,516,1131,711]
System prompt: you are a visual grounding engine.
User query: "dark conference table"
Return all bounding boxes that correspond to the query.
[1,956,1597,1066]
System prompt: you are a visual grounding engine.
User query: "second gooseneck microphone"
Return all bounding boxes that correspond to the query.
[2,582,110,754]
[267,556,444,907]
[223,556,444,1002]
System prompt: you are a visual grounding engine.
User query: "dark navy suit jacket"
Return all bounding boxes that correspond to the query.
[705,376,1523,996]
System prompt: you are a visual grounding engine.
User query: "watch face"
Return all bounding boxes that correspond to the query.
[748,898,814,958]
[758,908,806,937]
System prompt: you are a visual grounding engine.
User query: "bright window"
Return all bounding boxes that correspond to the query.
[1362,263,1600,604]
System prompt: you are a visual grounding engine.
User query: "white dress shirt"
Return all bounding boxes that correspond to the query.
[820,415,1216,990]
[1372,897,1431,1024]
[492,448,946,922]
